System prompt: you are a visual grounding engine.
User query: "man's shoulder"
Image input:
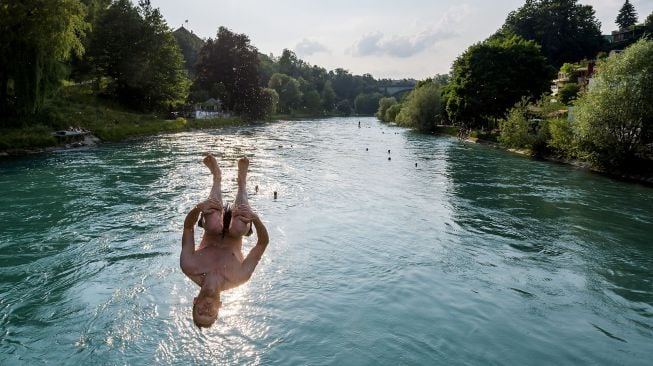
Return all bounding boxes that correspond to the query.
[180,251,204,275]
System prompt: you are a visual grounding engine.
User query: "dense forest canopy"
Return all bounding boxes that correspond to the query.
[499,0,605,68]
[0,0,87,124]
[0,0,419,125]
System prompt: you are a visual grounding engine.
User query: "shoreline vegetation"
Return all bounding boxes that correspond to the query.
[3,100,651,187]
[0,84,352,157]
[2,0,652,186]
[0,85,245,156]
[431,125,653,186]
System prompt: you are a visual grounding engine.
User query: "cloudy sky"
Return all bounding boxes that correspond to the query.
[150,0,653,80]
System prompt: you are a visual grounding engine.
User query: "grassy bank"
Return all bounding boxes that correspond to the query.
[0,85,247,152]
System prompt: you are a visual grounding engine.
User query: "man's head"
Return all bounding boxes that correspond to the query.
[192,290,222,328]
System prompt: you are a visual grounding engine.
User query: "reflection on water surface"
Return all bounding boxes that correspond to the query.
[1,117,652,365]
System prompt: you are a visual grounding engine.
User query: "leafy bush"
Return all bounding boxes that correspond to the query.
[499,98,550,155]
[394,81,442,132]
[385,103,402,122]
[376,97,397,122]
[499,100,533,148]
[574,38,653,169]
[558,83,580,105]
[547,118,576,159]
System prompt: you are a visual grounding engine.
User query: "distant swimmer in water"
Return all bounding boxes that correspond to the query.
[180,154,269,328]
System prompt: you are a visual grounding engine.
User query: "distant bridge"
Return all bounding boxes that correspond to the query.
[378,85,415,96]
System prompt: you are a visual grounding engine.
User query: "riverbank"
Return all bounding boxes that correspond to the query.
[431,125,653,186]
[0,117,247,157]
[0,85,250,157]
[0,85,366,157]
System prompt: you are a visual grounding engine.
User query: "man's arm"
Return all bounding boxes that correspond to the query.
[180,204,202,274]
[237,213,269,282]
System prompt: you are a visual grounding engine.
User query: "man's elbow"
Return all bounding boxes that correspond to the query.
[180,258,197,276]
[242,271,253,282]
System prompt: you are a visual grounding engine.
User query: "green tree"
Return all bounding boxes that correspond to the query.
[302,90,322,114]
[395,80,442,132]
[547,117,576,159]
[193,26,261,116]
[242,87,277,120]
[574,39,653,169]
[256,49,380,113]
[321,80,336,111]
[354,92,382,115]
[1,0,87,123]
[69,0,112,82]
[616,0,638,29]
[267,73,302,113]
[335,99,353,115]
[443,34,555,128]
[433,74,450,85]
[558,83,580,105]
[88,0,189,111]
[262,87,279,115]
[278,49,301,78]
[257,53,277,87]
[172,26,205,78]
[500,0,604,68]
[385,103,402,122]
[376,97,397,122]
[331,68,357,100]
[499,98,550,155]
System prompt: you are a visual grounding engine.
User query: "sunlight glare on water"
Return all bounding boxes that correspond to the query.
[1,117,652,365]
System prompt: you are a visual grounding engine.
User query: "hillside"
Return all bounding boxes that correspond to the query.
[172,26,206,77]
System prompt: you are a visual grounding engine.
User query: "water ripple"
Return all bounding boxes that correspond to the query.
[1,117,652,365]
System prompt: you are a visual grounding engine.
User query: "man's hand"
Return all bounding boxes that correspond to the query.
[196,198,222,214]
[232,204,256,223]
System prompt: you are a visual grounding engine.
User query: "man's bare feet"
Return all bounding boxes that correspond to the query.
[203,154,221,180]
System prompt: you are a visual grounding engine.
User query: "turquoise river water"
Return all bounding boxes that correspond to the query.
[1,117,652,365]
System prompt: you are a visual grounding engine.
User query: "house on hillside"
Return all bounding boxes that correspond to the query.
[551,62,596,96]
[192,98,230,119]
[611,25,648,46]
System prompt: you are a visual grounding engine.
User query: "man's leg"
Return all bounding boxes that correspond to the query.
[203,154,223,206]
[234,156,249,208]
[229,157,253,236]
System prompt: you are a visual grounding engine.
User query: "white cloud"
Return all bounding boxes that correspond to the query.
[350,29,456,58]
[348,4,471,58]
[294,39,329,56]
